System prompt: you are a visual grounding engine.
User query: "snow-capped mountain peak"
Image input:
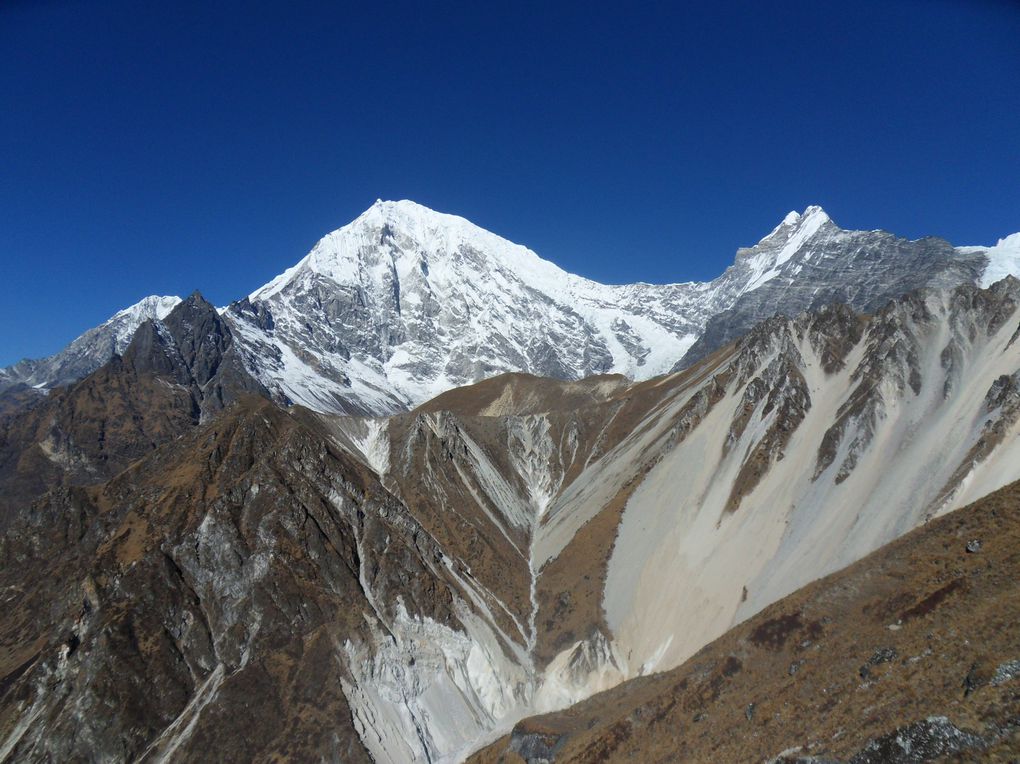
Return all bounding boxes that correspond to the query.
[6,201,1018,416]
[736,205,835,293]
[0,294,182,392]
[763,204,831,242]
[223,200,1019,414]
[254,199,570,303]
[234,200,708,412]
[109,294,182,329]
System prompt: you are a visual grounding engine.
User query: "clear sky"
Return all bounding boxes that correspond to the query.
[2,0,1018,365]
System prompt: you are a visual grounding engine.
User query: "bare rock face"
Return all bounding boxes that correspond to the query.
[848,716,987,763]
[676,212,988,369]
[124,290,267,418]
[0,401,387,761]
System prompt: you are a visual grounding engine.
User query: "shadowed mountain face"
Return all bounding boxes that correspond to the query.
[470,479,1020,764]
[4,279,1020,761]
[0,292,264,531]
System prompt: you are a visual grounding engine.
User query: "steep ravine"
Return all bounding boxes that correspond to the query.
[471,477,1020,763]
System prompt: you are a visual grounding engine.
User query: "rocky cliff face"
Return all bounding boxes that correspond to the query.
[6,278,1020,762]
[676,207,988,367]
[1,401,387,762]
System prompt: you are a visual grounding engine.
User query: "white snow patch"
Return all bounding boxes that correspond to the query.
[965,232,1020,288]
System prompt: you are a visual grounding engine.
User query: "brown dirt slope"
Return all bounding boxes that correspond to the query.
[471,479,1020,763]
[0,396,486,762]
[0,291,266,532]
[413,372,631,417]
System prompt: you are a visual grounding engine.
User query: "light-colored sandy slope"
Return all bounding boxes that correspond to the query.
[471,478,1020,764]
[601,282,1020,676]
[296,280,1020,763]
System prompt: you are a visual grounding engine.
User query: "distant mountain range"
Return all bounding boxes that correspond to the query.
[4,201,1018,415]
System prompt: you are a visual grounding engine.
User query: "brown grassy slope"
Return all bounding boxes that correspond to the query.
[412,372,631,417]
[0,397,444,762]
[471,479,1020,763]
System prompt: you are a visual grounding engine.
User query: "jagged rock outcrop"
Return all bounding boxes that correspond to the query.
[0,292,264,530]
[677,210,989,368]
[0,295,180,394]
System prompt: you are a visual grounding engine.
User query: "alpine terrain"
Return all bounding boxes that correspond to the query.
[4,201,1018,414]
[2,202,1020,763]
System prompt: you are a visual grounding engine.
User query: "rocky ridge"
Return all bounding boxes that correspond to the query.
[0,295,180,394]
[0,292,263,531]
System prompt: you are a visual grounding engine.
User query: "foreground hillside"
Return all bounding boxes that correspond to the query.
[472,479,1020,762]
[4,278,1020,761]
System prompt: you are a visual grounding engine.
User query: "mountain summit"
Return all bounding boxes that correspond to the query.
[224,200,1004,412]
[3,201,1016,414]
[229,199,705,413]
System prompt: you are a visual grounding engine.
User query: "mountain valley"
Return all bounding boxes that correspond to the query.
[2,203,1020,762]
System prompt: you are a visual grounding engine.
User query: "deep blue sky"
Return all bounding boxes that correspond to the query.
[2,0,1018,365]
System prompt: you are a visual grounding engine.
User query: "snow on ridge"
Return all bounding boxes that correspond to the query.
[253,200,842,314]
[0,293,184,391]
[236,199,713,409]
[230,200,883,413]
[102,295,183,350]
[250,199,575,303]
[742,205,832,293]
[110,295,182,324]
[965,232,1020,288]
